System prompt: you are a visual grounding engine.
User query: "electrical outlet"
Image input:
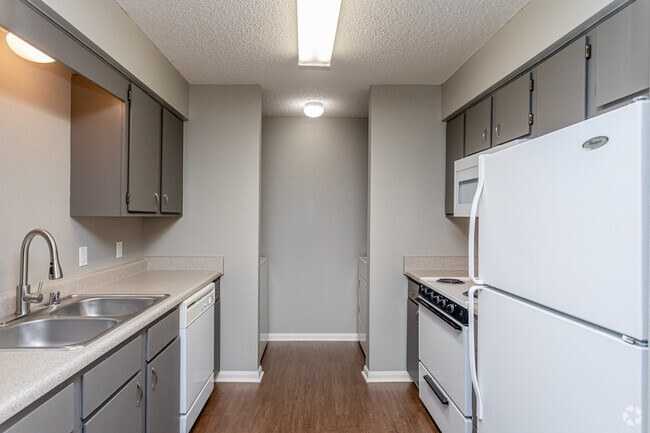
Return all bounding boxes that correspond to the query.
[79,246,88,267]
[116,241,123,258]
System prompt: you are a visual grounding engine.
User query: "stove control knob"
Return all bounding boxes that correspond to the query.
[438,298,447,309]
[445,304,455,314]
[431,295,440,303]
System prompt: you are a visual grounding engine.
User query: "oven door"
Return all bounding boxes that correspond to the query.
[418,300,472,416]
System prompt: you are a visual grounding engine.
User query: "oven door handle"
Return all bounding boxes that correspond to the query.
[416,298,462,331]
[423,375,448,406]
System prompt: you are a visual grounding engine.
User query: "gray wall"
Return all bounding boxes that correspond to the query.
[261,118,368,334]
[145,85,262,373]
[367,85,468,372]
[0,29,144,296]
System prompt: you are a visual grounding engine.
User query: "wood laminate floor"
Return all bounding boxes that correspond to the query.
[191,342,440,433]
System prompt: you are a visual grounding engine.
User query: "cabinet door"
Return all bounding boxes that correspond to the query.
[492,73,532,145]
[5,384,75,433]
[445,114,464,215]
[534,37,587,137]
[161,109,183,214]
[128,85,161,213]
[84,372,144,433]
[147,338,180,433]
[464,97,492,155]
[590,0,649,111]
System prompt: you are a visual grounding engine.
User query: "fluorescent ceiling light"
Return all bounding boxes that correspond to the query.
[297,0,342,68]
[5,33,55,63]
[304,101,324,117]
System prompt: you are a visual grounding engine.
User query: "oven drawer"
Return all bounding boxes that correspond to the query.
[419,303,472,416]
[419,362,471,433]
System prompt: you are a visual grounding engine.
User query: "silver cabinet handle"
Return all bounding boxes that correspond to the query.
[482,129,488,143]
[416,309,419,325]
[162,194,169,208]
[495,123,501,139]
[151,367,158,390]
[153,193,160,207]
[136,382,143,407]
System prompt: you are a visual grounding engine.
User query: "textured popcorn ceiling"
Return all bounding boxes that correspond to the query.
[114,0,530,117]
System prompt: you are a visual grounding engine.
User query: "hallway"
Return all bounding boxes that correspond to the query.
[192,342,439,432]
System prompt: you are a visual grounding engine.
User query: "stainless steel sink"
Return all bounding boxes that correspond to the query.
[0,318,118,350]
[51,296,157,317]
[0,294,169,351]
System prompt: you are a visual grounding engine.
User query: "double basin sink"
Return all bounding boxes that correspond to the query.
[0,294,169,351]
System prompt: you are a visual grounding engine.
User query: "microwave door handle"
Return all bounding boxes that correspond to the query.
[469,155,485,285]
[468,285,484,420]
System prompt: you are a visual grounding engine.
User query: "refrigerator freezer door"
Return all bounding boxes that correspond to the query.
[477,288,647,433]
[477,101,649,340]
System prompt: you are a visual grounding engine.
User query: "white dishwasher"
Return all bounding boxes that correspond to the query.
[179,282,215,433]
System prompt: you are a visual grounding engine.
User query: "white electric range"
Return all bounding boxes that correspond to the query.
[417,276,475,433]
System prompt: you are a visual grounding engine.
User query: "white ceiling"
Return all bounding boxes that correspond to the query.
[114,0,531,117]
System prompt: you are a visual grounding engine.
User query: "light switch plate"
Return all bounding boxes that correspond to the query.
[116,241,123,258]
[79,246,88,267]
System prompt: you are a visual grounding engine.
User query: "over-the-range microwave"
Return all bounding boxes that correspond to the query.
[453,139,528,217]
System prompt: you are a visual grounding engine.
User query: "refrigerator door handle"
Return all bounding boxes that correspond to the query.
[469,155,485,285]
[468,285,484,420]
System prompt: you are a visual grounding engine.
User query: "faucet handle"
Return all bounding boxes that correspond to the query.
[24,282,44,304]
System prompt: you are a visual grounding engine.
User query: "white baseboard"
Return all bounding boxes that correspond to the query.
[361,365,413,383]
[267,333,360,341]
[216,366,264,383]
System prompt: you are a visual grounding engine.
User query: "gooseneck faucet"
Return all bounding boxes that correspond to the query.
[16,229,63,316]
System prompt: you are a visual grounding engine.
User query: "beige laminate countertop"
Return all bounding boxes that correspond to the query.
[0,268,222,425]
[404,269,469,281]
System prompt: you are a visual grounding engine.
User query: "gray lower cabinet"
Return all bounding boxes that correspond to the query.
[4,384,75,433]
[445,114,464,215]
[161,109,184,214]
[589,0,649,114]
[83,372,145,433]
[534,37,587,137]
[146,338,181,433]
[128,84,162,213]
[464,97,492,155]
[492,73,533,145]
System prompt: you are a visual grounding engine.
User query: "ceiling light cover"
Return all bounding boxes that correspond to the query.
[5,33,55,63]
[304,102,324,117]
[297,0,342,68]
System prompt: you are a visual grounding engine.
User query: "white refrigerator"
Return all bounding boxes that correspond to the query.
[467,100,649,433]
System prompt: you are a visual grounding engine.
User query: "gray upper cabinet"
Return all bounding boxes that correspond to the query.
[445,114,464,215]
[161,109,184,214]
[492,73,533,145]
[534,38,587,137]
[464,97,492,155]
[146,338,180,433]
[589,0,649,114]
[128,85,162,214]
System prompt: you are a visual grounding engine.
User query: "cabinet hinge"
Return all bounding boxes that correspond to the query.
[529,79,534,92]
[528,113,534,125]
[585,44,592,60]
[127,90,132,101]
[126,193,130,204]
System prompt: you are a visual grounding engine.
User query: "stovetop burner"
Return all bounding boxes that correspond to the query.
[463,290,479,299]
[436,278,465,284]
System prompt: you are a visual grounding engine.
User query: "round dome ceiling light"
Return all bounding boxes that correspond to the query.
[5,33,55,63]
[304,101,324,118]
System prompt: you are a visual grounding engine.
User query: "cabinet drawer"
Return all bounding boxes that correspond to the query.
[419,362,471,433]
[82,336,143,418]
[83,371,144,433]
[5,383,75,433]
[147,309,179,361]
